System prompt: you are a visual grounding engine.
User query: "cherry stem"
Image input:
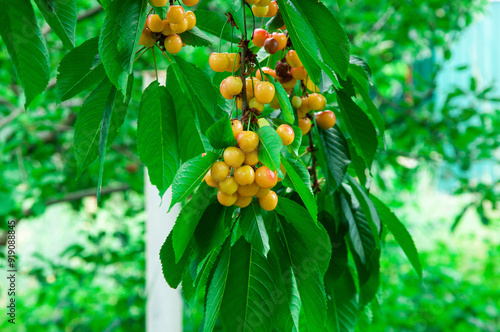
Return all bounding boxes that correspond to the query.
[133,47,150,63]
[219,20,228,53]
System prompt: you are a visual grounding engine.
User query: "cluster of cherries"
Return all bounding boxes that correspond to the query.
[247,0,279,18]
[139,0,198,54]
[204,120,295,211]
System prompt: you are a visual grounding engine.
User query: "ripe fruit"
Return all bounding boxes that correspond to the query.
[254,82,275,104]
[204,170,219,188]
[266,1,278,17]
[164,34,182,54]
[305,76,319,92]
[231,120,243,140]
[248,98,264,113]
[170,18,188,33]
[182,0,199,6]
[246,77,260,98]
[237,182,259,196]
[245,0,260,5]
[234,166,256,185]
[237,131,259,152]
[291,66,308,80]
[259,190,278,211]
[209,53,229,72]
[316,111,336,130]
[223,147,245,168]
[264,38,280,54]
[276,124,295,146]
[286,50,302,68]
[252,29,269,48]
[255,187,270,198]
[211,161,230,182]
[167,5,185,24]
[256,67,277,81]
[219,177,239,195]
[291,95,302,108]
[235,195,253,208]
[217,190,237,206]
[244,150,259,166]
[308,93,326,111]
[147,14,165,33]
[139,29,156,47]
[161,21,174,35]
[280,77,297,90]
[220,80,233,100]
[185,11,196,30]
[150,0,168,6]
[272,33,287,50]
[225,76,243,95]
[257,0,272,5]
[255,166,278,189]
[227,53,241,72]
[298,117,312,135]
[252,5,269,17]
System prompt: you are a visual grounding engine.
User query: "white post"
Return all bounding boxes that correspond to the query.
[143,71,183,332]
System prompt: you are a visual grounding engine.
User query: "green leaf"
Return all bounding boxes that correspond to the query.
[159,231,192,288]
[171,183,215,262]
[266,75,294,124]
[282,155,311,190]
[325,266,359,332]
[316,125,351,192]
[346,137,367,186]
[281,157,318,223]
[257,126,283,172]
[169,152,219,211]
[99,0,147,92]
[218,239,278,332]
[206,115,236,149]
[337,90,378,168]
[56,37,107,102]
[229,1,245,33]
[289,125,303,155]
[74,78,130,177]
[239,199,270,257]
[138,81,179,197]
[194,10,238,42]
[349,63,385,135]
[179,26,213,47]
[34,0,77,49]
[265,11,284,31]
[150,2,167,20]
[370,194,422,278]
[0,0,50,108]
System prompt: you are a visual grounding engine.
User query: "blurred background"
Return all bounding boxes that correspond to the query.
[0,0,498,331]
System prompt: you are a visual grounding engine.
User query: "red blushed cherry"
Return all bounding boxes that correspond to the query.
[255,166,278,189]
[252,29,269,48]
[316,111,336,130]
[264,38,280,54]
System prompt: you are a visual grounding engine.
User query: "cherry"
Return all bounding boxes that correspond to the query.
[209,53,229,72]
[219,176,239,195]
[298,118,312,135]
[231,119,243,140]
[164,34,182,54]
[291,66,308,80]
[254,82,275,104]
[256,67,277,81]
[227,53,241,72]
[266,1,278,17]
[249,98,264,113]
[237,182,259,196]
[167,5,185,24]
[264,38,280,54]
[217,190,237,206]
[139,29,156,48]
[237,131,259,152]
[150,0,168,6]
[257,0,272,5]
[235,195,253,208]
[220,80,233,100]
[244,150,259,166]
[171,17,188,34]
[316,111,336,130]
[272,33,287,50]
[147,14,165,33]
[286,50,302,68]
[255,166,278,189]
[252,29,269,48]
[204,170,219,188]
[255,186,270,198]
[236,97,243,110]
[245,0,260,5]
[252,5,269,17]
[259,190,278,211]
[305,76,319,93]
[280,77,297,90]
[211,161,230,182]
[309,93,326,111]
[246,77,259,98]
[291,96,302,108]
[297,96,311,115]
[185,11,196,30]
[223,147,245,168]
[234,165,256,185]
[182,0,199,6]
[276,124,295,146]
[224,76,243,95]
[161,21,174,36]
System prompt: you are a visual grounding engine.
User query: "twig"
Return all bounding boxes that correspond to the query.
[308,130,320,193]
